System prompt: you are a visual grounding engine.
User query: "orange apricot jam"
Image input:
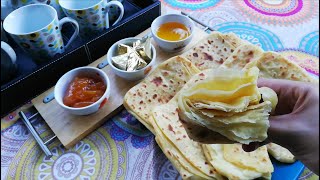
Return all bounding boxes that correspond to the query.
[63,76,106,108]
[156,22,190,41]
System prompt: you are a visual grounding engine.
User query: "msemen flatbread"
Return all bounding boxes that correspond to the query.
[182,31,240,70]
[151,99,224,179]
[155,136,202,179]
[124,56,200,133]
[220,44,264,70]
[177,67,277,144]
[222,32,245,48]
[244,51,315,83]
[202,144,273,180]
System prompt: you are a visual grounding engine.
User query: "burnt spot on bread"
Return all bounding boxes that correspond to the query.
[218,58,224,64]
[167,151,171,156]
[139,100,143,104]
[183,135,186,138]
[163,84,168,88]
[193,53,198,57]
[148,99,151,103]
[231,49,234,53]
[200,46,204,49]
[153,94,158,99]
[208,40,212,44]
[163,71,169,76]
[168,125,175,134]
[198,62,205,66]
[151,77,163,87]
[199,73,205,76]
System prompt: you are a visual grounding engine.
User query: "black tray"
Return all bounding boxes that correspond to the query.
[1,0,161,116]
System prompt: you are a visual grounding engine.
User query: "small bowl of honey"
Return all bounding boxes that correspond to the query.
[54,67,111,116]
[151,14,195,52]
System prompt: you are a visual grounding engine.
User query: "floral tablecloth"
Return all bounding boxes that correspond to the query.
[1,0,319,179]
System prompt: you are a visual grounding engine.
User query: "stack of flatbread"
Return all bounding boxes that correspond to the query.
[177,67,277,145]
[123,31,314,179]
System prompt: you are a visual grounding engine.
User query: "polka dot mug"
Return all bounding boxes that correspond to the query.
[3,4,79,63]
[59,0,124,38]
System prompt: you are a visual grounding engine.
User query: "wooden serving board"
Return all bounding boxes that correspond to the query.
[32,27,208,149]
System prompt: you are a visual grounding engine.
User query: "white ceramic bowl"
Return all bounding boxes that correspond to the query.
[107,37,156,81]
[151,14,195,52]
[54,67,111,115]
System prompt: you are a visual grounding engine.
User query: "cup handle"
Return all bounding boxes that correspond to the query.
[59,17,79,49]
[1,41,17,64]
[104,1,124,29]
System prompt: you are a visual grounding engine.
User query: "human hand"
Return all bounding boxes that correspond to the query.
[244,78,319,175]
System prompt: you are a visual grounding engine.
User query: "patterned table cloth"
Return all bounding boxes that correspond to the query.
[1,0,319,179]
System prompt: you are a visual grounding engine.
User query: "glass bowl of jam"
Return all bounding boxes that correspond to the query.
[54,67,111,115]
[151,14,195,52]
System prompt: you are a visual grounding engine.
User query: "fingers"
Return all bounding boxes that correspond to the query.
[258,78,305,89]
[258,78,306,115]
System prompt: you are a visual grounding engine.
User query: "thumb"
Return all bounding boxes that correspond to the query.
[267,114,294,149]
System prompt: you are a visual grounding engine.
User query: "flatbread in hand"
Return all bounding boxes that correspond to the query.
[177,67,277,144]
[123,56,200,133]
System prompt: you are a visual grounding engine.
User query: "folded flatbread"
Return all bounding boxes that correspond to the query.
[220,44,264,70]
[151,99,224,180]
[123,56,200,133]
[182,31,240,70]
[244,51,315,83]
[177,67,278,144]
[202,144,273,179]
